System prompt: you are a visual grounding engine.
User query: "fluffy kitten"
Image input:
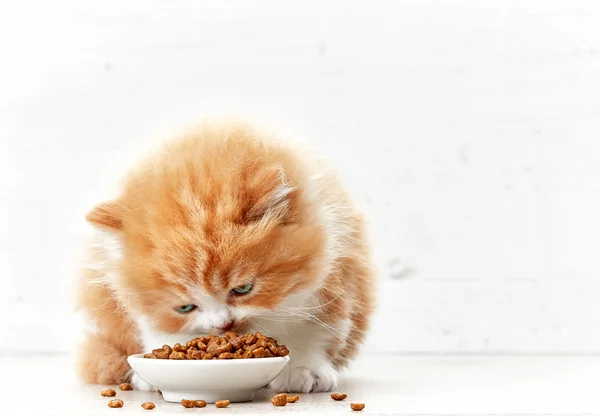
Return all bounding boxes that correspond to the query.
[76,121,374,393]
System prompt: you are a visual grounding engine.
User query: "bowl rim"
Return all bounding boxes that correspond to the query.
[128,353,290,365]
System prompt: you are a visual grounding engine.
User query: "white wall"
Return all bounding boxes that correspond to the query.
[1,0,600,354]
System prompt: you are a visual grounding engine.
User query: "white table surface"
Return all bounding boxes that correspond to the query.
[1,355,598,415]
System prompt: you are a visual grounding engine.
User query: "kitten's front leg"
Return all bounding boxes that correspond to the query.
[269,357,339,393]
[266,320,344,393]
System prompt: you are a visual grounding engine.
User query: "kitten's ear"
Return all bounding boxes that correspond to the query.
[245,167,297,223]
[85,201,124,230]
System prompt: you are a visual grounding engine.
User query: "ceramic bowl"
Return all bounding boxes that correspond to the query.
[127,354,290,403]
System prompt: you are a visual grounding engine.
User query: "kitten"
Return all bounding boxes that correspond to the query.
[76,121,374,393]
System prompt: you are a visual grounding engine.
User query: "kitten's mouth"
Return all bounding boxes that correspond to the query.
[213,319,250,334]
[216,320,235,332]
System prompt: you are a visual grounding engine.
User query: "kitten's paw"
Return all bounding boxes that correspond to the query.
[269,364,339,393]
[131,374,154,392]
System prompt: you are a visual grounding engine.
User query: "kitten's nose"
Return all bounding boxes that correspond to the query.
[218,320,234,332]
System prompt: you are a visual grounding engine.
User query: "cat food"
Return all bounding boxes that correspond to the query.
[119,383,133,391]
[107,399,124,408]
[271,393,288,406]
[143,332,289,359]
[215,400,230,408]
[350,403,365,411]
[141,402,155,410]
[194,400,207,408]
[331,393,347,401]
[181,399,195,408]
[100,388,116,397]
[286,395,300,403]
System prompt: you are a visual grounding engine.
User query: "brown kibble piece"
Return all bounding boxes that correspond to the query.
[143,352,157,359]
[278,345,289,356]
[350,403,365,411]
[194,400,207,408]
[119,383,133,391]
[197,341,207,351]
[255,338,267,348]
[187,348,203,359]
[271,393,287,406]
[202,353,214,360]
[107,399,124,408]
[101,388,116,397]
[331,393,347,401]
[225,331,238,339]
[173,343,187,352]
[218,352,234,359]
[263,349,273,358]
[252,347,266,358]
[215,400,230,408]
[244,334,257,345]
[141,402,155,410]
[230,337,243,350]
[186,338,199,349]
[153,348,170,359]
[181,399,195,408]
[169,351,186,359]
[287,395,300,403]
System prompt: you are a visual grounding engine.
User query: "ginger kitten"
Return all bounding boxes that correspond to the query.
[77,121,374,393]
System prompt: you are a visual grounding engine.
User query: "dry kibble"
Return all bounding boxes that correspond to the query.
[100,388,116,397]
[225,331,238,339]
[194,400,207,408]
[153,348,170,359]
[144,333,289,359]
[181,399,195,408]
[169,351,186,359]
[186,338,199,349]
[173,343,187,352]
[286,395,300,403]
[141,402,155,410]
[230,337,244,350]
[331,393,347,401]
[271,393,287,406]
[187,348,203,360]
[119,383,133,391]
[350,403,365,411]
[107,399,124,408]
[252,347,266,358]
[218,352,234,359]
[215,400,230,408]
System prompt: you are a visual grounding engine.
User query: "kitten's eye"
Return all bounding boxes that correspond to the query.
[231,283,254,296]
[176,304,197,313]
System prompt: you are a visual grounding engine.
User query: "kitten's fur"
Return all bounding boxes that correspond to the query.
[77,121,374,393]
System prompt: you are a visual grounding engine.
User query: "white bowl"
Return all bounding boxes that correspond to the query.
[127,354,290,403]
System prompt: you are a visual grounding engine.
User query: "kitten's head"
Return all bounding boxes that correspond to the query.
[87,124,329,334]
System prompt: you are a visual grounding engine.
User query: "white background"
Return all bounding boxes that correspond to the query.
[1,0,600,355]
